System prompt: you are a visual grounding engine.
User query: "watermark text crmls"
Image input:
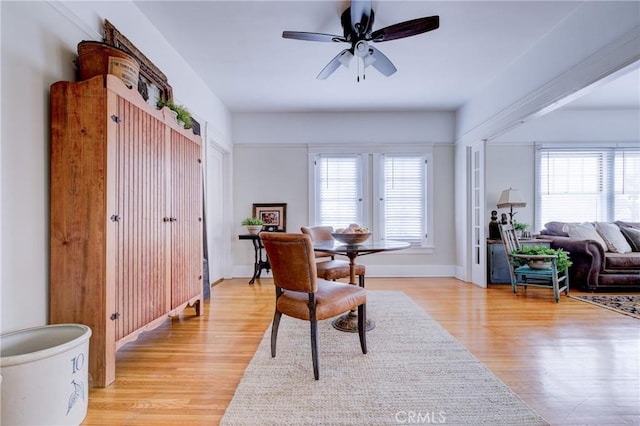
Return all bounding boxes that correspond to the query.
[395,410,447,424]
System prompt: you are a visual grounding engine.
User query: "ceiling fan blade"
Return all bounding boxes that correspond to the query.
[370,16,440,42]
[369,46,397,76]
[350,0,372,36]
[317,49,351,80]
[282,31,346,43]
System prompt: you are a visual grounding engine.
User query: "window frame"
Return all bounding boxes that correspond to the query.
[312,153,367,230]
[534,143,640,230]
[309,144,434,250]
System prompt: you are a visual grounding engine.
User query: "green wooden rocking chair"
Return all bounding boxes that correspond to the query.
[499,224,569,303]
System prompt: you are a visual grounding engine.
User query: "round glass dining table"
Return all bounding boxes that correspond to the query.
[313,239,410,332]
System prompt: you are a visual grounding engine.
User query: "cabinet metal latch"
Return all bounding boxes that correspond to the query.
[111,115,121,123]
[110,214,121,222]
[110,312,120,320]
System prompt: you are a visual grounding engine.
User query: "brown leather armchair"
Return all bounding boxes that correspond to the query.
[301,226,366,285]
[260,232,367,380]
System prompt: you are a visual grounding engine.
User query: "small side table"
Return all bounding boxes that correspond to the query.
[239,234,270,284]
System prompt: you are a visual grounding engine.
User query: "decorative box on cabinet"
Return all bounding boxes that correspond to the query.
[487,238,552,284]
[49,75,203,387]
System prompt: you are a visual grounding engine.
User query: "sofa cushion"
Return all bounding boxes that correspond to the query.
[620,226,640,252]
[604,252,640,270]
[566,222,608,252]
[595,222,632,253]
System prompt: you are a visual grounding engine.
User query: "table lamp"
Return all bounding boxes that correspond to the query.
[497,188,526,224]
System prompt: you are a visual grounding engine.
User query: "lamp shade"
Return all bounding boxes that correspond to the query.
[497,188,526,208]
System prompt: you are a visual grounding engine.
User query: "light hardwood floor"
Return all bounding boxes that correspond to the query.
[82,277,640,425]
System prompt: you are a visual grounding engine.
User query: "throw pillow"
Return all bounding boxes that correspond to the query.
[566,222,608,252]
[543,221,570,236]
[620,226,640,252]
[594,222,632,253]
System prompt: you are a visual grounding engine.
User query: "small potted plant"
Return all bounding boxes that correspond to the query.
[156,98,193,129]
[512,245,573,271]
[512,220,529,238]
[242,217,264,235]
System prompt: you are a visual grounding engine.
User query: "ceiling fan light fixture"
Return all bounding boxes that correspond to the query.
[338,50,354,68]
[362,53,376,68]
[354,40,369,57]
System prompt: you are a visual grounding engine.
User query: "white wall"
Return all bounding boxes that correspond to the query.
[485,144,535,230]
[231,111,457,278]
[233,111,454,145]
[492,109,640,143]
[0,1,231,334]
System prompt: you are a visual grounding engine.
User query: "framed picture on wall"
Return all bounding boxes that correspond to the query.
[252,203,287,232]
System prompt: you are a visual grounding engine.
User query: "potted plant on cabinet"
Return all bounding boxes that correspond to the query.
[242,217,264,235]
[512,220,529,238]
[156,98,193,129]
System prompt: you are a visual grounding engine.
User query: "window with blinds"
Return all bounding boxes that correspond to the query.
[315,155,363,228]
[615,150,640,220]
[382,155,426,243]
[312,152,430,247]
[536,147,640,229]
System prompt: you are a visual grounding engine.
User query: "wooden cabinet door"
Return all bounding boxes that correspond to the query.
[168,128,203,310]
[113,95,169,340]
[488,243,511,284]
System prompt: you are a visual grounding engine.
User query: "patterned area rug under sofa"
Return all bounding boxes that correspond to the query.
[540,221,640,291]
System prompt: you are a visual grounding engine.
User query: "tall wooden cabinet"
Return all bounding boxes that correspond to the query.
[50,75,203,387]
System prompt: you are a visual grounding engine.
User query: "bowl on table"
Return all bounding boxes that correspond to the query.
[331,232,372,245]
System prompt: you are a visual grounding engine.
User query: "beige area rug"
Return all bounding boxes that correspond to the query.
[221,291,547,425]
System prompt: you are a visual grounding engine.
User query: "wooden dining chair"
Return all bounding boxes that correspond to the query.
[260,232,367,380]
[301,226,366,286]
[499,224,569,303]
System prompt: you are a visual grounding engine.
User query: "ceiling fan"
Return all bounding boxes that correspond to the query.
[282,0,439,81]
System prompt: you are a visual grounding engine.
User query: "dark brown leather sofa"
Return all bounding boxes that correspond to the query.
[540,221,640,291]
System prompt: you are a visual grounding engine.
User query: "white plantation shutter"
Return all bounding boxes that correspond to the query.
[310,148,432,248]
[536,147,640,230]
[615,150,640,221]
[537,150,606,224]
[382,155,425,244]
[316,155,363,228]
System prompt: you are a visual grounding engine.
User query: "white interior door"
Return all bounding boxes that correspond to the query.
[470,141,487,287]
[206,141,226,283]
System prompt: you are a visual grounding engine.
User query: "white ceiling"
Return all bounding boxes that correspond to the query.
[134,1,639,114]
